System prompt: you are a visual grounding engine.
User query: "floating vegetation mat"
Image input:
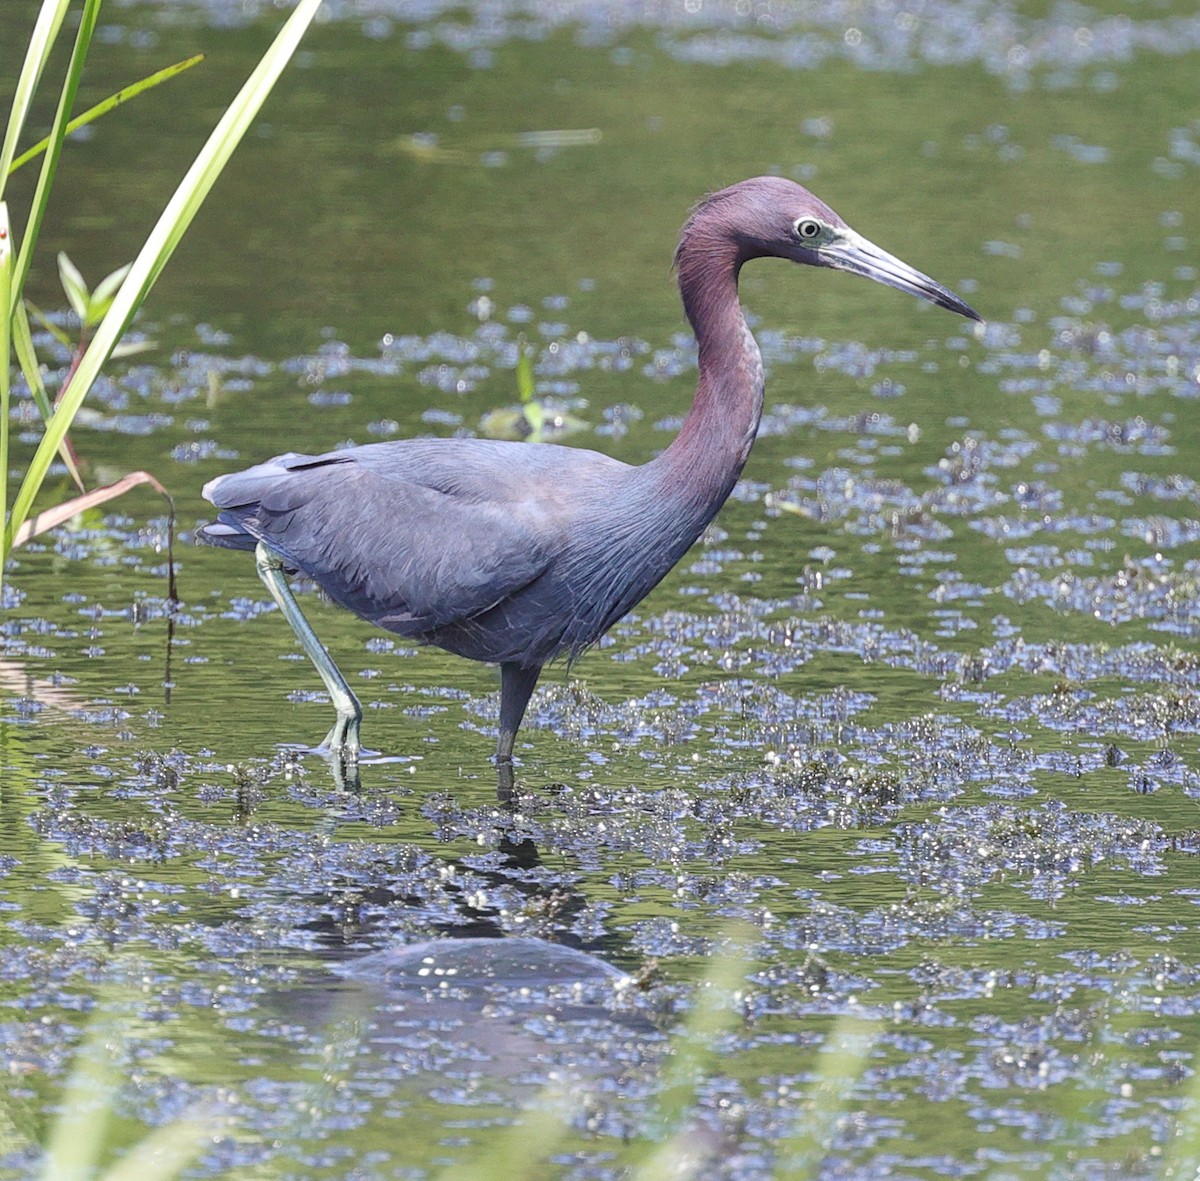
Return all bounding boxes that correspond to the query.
[2,1,1200,1176]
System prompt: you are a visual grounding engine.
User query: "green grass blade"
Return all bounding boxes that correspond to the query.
[1,203,12,584]
[58,251,90,322]
[432,1090,575,1181]
[34,1003,215,1181]
[516,334,535,403]
[94,1109,213,1181]
[8,55,206,177]
[13,302,55,415]
[1162,1035,1200,1178]
[137,0,322,299]
[0,0,71,203]
[23,298,73,351]
[4,0,324,554]
[12,471,170,548]
[625,932,756,1181]
[35,1015,120,1181]
[776,1016,876,1180]
[653,933,752,1137]
[10,0,102,309]
[13,300,86,493]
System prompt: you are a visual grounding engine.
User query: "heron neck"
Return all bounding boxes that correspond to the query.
[654,241,764,514]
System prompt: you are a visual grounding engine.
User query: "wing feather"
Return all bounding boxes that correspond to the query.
[204,447,561,634]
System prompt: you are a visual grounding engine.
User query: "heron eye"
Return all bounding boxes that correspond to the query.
[795,218,823,240]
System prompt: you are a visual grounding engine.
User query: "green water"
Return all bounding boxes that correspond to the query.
[3,1,1200,1177]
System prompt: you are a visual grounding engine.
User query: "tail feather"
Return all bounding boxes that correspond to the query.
[198,454,320,552]
[194,518,258,551]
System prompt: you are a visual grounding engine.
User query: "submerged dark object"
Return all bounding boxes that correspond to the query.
[198,177,980,779]
[327,938,655,1099]
[345,936,631,997]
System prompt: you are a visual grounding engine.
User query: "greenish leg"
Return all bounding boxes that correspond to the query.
[255,542,362,759]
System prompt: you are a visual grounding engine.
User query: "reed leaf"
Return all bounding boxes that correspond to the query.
[7,55,205,176]
[10,0,102,309]
[1,203,11,550]
[10,470,172,549]
[0,0,71,203]
[12,300,86,493]
[3,0,324,555]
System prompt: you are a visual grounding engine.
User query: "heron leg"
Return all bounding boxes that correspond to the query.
[496,662,540,794]
[254,542,362,759]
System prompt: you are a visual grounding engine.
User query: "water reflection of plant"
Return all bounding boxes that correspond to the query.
[0,0,321,591]
[31,1006,215,1181]
[25,933,1200,1179]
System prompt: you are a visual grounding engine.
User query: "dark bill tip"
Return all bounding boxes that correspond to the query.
[825,230,984,324]
[930,286,984,323]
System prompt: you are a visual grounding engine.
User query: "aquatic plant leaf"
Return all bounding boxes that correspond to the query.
[10,0,102,309]
[4,0,323,554]
[513,128,602,149]
[7,55,206,176]
[0,202,10,562]
[89,262,133,322]
[479,406,529,440]
[10,470,172,549]
[516,334,536,404]
[524,399,546,439]
[0,0,71,204]
[57,251,89,322]
[94,1108,213,1181]
[14,298,86,492]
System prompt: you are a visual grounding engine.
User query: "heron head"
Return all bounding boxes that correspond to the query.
[689,176,983,323]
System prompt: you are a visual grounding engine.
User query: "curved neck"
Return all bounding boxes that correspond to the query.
[651,229,765,519]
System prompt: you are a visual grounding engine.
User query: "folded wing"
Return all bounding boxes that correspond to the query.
[200,444,563,636]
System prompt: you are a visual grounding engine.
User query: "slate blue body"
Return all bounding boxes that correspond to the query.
[198,176,981,780]
[202,436,721,667]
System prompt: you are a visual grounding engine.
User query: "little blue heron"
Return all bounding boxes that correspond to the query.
[198,177,980,780]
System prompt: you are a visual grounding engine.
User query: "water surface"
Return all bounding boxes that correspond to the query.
[2,0,1200,1176]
